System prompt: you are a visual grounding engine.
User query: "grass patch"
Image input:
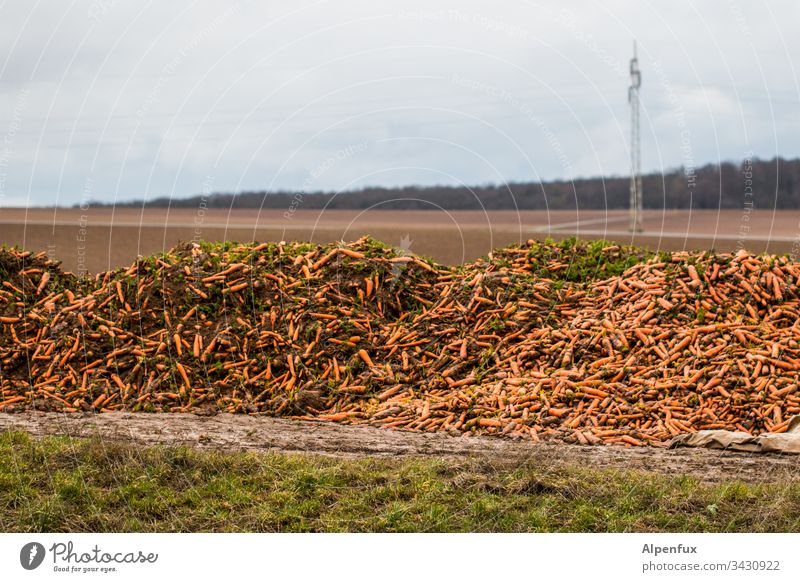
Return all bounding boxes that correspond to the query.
[0,432,798,532]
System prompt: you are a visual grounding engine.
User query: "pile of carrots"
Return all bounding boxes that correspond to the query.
[2,237,800,446]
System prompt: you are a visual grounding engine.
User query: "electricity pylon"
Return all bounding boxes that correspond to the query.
[628,40,643,232]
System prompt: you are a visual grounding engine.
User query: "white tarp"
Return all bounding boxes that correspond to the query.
[670,416,800,454]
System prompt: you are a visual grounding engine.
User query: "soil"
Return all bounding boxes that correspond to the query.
[4,208,798,273]
[2,411,799,484]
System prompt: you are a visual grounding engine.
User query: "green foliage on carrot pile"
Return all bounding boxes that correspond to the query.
[475,236,657,282]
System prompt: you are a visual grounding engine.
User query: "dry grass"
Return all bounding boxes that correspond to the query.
[2,431,800,532]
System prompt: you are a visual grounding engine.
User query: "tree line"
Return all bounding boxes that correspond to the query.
[101,157,800,211]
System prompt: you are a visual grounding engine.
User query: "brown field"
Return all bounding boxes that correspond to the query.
[2,207,799,273]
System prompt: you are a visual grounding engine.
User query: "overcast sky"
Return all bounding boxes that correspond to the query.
[0,0,798,206]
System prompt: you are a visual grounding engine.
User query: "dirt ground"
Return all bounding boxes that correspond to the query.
[2,412,799,484]
[3,207,800,272]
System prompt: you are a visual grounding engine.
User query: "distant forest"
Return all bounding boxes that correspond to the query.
[104,157,800,211]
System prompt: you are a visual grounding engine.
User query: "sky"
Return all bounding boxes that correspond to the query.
[0,0,798,206]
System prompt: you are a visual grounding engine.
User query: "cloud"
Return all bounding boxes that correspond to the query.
[0,0,798,205]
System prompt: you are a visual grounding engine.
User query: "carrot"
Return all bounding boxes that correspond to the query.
[548,408,570,418]
[171,333,182,357]
[620,435,644,446]
[687,265,701,285]
[223,282,249,294]
[311,249,338,271]
[580,386,610,399]
[36,271,50,295]
[176,363,191,390]
[318,412,351,421]
[0,395,26,408]
[357,349,374,367]
[338,248,364,259]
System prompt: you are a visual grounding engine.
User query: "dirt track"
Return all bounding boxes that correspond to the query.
[2,412,799,484]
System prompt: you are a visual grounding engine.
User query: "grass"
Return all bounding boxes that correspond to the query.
[1,432,799,532]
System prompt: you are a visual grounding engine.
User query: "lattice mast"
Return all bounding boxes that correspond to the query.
[628,40,643,232]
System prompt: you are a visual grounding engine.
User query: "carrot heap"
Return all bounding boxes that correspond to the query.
[1,237,799,447]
